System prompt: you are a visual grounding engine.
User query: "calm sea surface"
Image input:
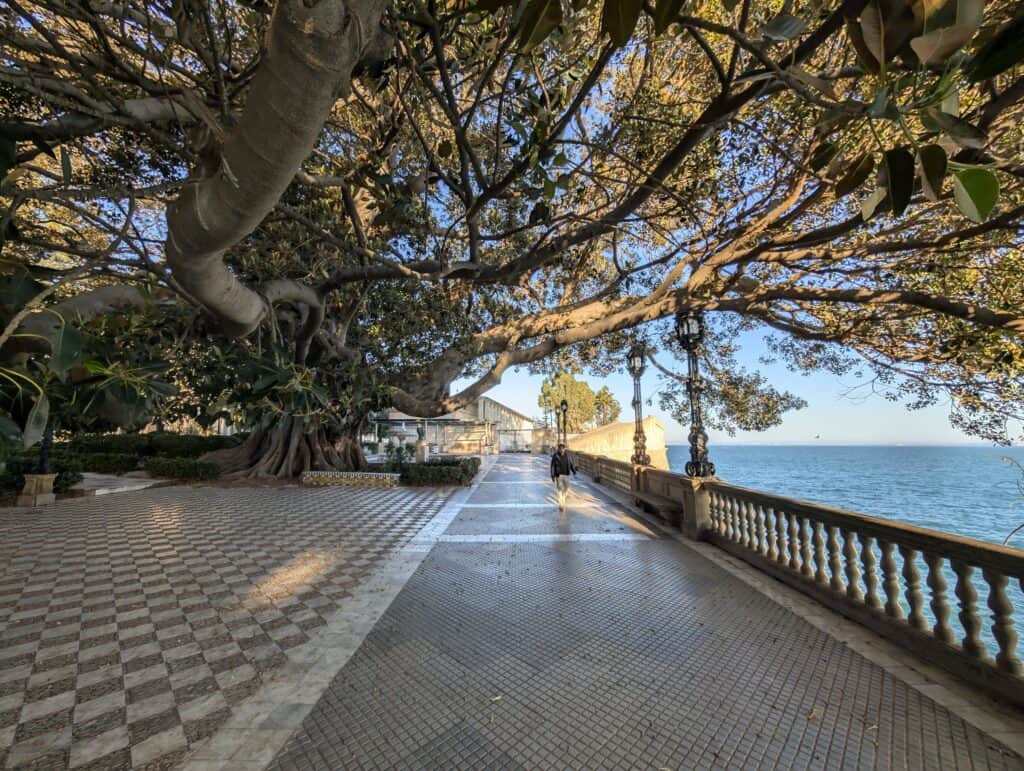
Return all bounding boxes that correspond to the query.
[666,444,1024,548]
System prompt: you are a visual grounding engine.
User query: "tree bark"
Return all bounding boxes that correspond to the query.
[164,0,390,336]
[201,413,366,478]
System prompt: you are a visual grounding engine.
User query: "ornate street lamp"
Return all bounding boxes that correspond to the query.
[676,310,715,477]
[559,398,569,445]
[626,342,650,466]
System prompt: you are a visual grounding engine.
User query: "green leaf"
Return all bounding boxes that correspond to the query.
[953,168,999,223]
[834,154,874,197]
[602,0,644,46]
[883,148,915,216]
[761,13,807,41]
[860,188,888,221]
[47,324,82,380]
[968,13,1024,81]
[252,372,281,393]
[860,4,885,65]
[924,109,987,149]
[518,0,563,52]
[23,394,49,449]
[809,142,838,171]
[653,0,685,33]
[917,144,947,202]
[955,0,984,30]
[0,414,22,453]
[910,24,974,64]
[60,148,72,186]
[528,201,550,224]
[845,17,880,74]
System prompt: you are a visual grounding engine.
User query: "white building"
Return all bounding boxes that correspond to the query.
[372,396,537,454]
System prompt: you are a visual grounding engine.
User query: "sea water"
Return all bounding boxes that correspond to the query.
[667,444,1024,548]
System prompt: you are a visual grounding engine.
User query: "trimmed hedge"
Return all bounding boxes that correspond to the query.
[401,457,480,486]
[68,433,151,456]
[148,433,240,458]
[66,432,243,458]
[78,453,139,475]
[144,457,221,481]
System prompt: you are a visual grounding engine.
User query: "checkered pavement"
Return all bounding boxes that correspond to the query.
[0,484,448,770]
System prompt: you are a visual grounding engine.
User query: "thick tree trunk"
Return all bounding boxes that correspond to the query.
[164,0,390,336]
[201,414,365,478]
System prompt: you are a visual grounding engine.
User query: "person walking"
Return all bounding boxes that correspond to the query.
[550,443,577,511]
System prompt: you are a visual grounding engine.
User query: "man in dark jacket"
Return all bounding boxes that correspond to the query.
[550,443,577,511]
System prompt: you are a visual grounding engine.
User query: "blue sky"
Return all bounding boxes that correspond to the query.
[454,333,996,446]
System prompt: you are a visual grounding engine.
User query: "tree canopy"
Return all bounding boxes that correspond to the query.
[1,0,1023,474]
[539,370,597,432]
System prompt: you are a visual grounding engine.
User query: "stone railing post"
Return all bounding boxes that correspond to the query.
[681,477,712,540]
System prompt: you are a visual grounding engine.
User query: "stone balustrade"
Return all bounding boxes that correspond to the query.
[573,450,1024,709]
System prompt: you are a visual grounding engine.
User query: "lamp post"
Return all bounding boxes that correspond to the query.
[676,310,715,477]
[626,343,650,466]
[559,398,568,445]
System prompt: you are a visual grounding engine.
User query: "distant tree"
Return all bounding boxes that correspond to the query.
[594,387,622,427]
[539,372,596,434]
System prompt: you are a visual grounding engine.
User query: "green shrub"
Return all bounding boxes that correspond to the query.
[401,457,480,486]
[70,433,153,456]
[79,453,139,474]
[402,463,467,486]
[144,457,221,480]
[148,433,240,458]
[65,432,244,459]
[1,456,84,495]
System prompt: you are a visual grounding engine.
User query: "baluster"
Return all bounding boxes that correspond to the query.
[799,519,813,578]
[755,505,766,555]
[880,541,904,619]
[982,569,1022,674]
[813,522,828,585]
[924,553,954,644]
[749,499,757,548]
[729,497,739,542]
[787,513,799,571]
[842,529,863,602]
[860,535,882,610]
[827,526,845,592]
[776,510,787,566]
[952,561,985,658]
[899,546,928,630]
[766,508,778,561]
[737,499,745,548]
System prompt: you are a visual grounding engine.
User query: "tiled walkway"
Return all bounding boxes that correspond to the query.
[268,455,1024,770]
[3,457,1023,770]
[0,485,449,769]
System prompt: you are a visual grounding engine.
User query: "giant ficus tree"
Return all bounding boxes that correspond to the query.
[1,0,1023,476]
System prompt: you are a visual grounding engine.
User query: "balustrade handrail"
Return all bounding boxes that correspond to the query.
[575,451,1024,708]
[705,479,1024,577]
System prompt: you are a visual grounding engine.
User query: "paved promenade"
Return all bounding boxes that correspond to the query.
[0,485,449,769]
[267,455,1023,770]
[2,455,1022,769]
